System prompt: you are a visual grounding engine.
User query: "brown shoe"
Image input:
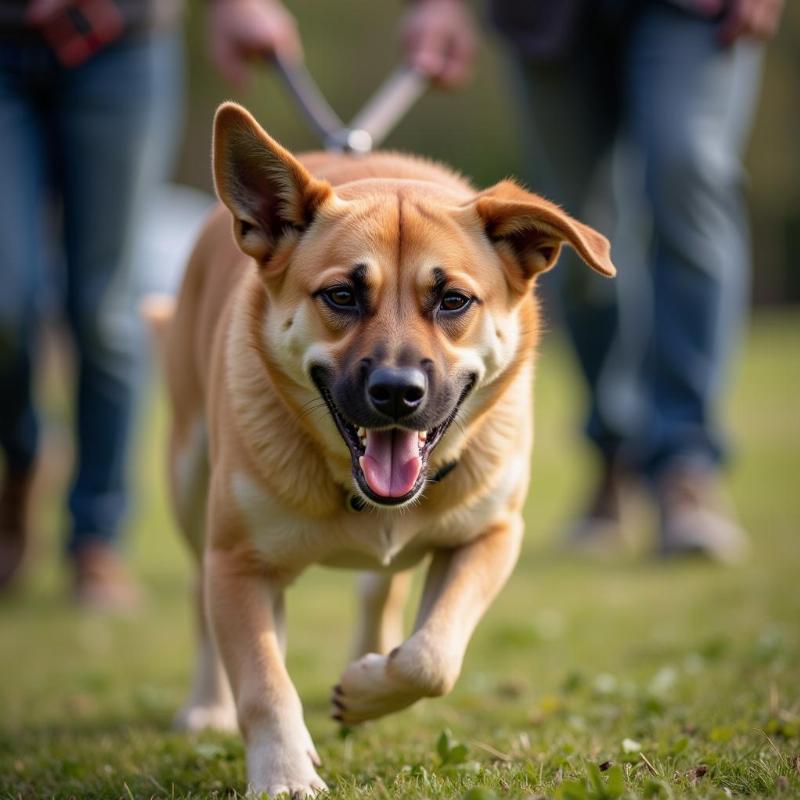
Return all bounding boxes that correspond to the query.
[0,467,34,591]
[72,541,142,613]
[655,463,748,564]
[562,460,628,553]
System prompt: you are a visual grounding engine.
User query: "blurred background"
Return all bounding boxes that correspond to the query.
[171,0,800,304]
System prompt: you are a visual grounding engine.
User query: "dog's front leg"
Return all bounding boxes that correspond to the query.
[206,546,325,797]
[332,515,523,724]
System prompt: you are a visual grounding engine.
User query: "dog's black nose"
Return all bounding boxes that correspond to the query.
[367,367,426,420]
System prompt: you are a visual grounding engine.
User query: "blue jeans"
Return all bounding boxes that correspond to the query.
[0,31,182,553]
[509,2,763,479]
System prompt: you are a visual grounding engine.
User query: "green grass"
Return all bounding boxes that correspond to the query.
[1,312,799,800]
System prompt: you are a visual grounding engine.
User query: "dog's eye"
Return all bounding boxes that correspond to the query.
[323,287,357,309]
[439,292,471,313]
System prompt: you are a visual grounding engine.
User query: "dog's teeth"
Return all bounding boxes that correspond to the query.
[419,431,427,443]
[359,455,366,472]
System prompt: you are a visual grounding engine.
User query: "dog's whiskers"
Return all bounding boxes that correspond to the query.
[296,400,329,423]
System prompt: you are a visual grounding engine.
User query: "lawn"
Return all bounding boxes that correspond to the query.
[1,312,798,800]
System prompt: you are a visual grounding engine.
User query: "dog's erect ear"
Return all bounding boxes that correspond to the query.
[213,102,333,263]
[474,180,615,293]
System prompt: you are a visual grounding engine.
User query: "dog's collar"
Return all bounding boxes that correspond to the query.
[429,459,458,484]
[347,460,459,512]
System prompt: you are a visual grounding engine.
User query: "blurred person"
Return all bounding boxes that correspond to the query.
[0,0,300,607]
[401,0,783,560]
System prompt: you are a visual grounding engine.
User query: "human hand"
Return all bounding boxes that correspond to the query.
[208,0,302,88]
[399,0,477,89]
[718,0,783,45]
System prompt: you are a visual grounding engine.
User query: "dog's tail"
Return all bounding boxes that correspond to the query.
[140,293,176,362]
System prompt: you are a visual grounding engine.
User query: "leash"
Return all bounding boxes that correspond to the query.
[272,55,428,154]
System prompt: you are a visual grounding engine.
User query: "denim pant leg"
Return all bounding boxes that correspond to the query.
[55,33,182,552]
[624,4,763,477]
[507,48,635,463]
[0,51,47,473]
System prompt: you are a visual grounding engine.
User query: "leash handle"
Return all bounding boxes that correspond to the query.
[272,55,428,153]
[347,66,428,151]
[272,55,345,145]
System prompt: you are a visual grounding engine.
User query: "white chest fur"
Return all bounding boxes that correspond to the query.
[230,448,526,574]
[231,471,422,570]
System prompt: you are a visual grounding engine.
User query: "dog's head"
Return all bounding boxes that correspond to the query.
[213,103,615,508]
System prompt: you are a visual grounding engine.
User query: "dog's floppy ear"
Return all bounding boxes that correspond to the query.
[475,180,615,293]
[213,102,333,263]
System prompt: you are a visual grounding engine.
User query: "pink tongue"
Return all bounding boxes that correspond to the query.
[361,429,422,498]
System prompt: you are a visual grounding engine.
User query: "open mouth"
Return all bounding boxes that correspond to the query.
[313,378,472,507]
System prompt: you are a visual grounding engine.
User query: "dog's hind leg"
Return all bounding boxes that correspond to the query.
[174,575,237,732]
[352,570,412,658]
[171,419,237,733]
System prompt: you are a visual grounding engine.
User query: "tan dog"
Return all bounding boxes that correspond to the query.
[161,102,614,797]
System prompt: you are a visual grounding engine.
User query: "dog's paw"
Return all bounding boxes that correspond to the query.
[247,774,327,800]
[247,733,326,799]
[331,651,424,724]
[174,703,238,733]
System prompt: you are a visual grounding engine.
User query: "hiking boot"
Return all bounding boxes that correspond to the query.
[0,467,34,591]
[563,461,628,553]
[655,463,748,564]
[72,541,142,613]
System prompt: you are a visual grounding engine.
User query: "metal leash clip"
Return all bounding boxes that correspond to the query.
[272,55,428,155]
